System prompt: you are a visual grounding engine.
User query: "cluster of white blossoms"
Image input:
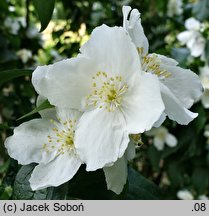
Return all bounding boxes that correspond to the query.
[177,17,206,58]
[167,0,183,17]
[5,6,203,195]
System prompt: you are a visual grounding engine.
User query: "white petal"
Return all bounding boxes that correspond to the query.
[125,141,136,161]
[185,17,200,31]
[177,189,194,200]
[201,89,209,108]
[36,95,57,119]
[122,73,164,133]
[165,133,177,147]
[161,64,203,109]
[177,31,193,45]
[103,156,127,195]
[5,119,57,165]
[190,37,205,57]
[157,54,178,66]
[29,153,82,190]
[80,24,142,81]
[160,83,198,125]
[32,57,96,110]
[153,137,165,151]
[153,113,167,128]
[122,6,149,55]
[122,6,131,28]
[75,108,129,171]
[55,107,82,123]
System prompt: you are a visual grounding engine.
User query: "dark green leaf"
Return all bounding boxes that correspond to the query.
[67,165,118,199]
[193,0,209,21]
[17,100,54,121]
[13,164,67,200]
[147,145,162,172]
[0,123,9,130]
[167,163,183,187]
[0,69,33,86]
[0,160,10,174]
[191,168,209,194]
[192,105,206,136]
[33,0,55,32]
[126,167,163,200]
[204,41,209,64]
[171,48,190,67]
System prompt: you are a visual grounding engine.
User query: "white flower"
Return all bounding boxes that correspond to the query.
[199,65,209,108]
[177,17,206,58]
[167,0,183,17]
[104,141,135,194]
[198,195,209,200]
[32,24,164,172]
[4,17,26,35]
[123,6,202,126]
[204,124,209,138]
[146,126,177,151]
[4,17,20,35]
[26,26,39,39]
[16,49,32,63]
[5,107,83,190]
[177,189,194,200]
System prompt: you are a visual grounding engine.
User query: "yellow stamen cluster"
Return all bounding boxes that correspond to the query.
[140,52,171,79]
[42,119,76,155]
[86,71,128,112]
[130,133,143,147]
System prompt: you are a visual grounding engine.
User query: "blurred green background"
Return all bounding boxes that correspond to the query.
[0,0,209,200]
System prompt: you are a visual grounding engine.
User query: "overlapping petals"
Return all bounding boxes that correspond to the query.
[32,24,164,170]
[123,6,202,125]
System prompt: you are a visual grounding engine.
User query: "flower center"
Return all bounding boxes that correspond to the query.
[86,71,128,112]
[137,48,171,79]
[43,119,77,155]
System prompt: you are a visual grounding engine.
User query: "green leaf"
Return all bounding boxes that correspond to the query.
[126,167,163,200]
[17,100,54,121]
[191,168,209,194]
[13,164,67,200]
[193,0,209,21]
[166,163,183,187]
[33,0,55,32]
[171,48,190,67]
[192,105,206,136]
[0,123,9,130]
[0,69,33,86]
[147,145,162,172]
[66,165,118,199]
[204,40,209,64]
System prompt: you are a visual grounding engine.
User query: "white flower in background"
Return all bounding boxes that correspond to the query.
[199,65,209,108]
[4,17,26,35]
[5,107,83,190]
[16,49,32,63]
[146,126,177,151]
[204,124,209,137]
[123,6,202,126]
[32,24,164,172]
[26,26,39,39]
[4,17,20,35]
[177,17,206,58]
[203,124,209,147]
[167,0,183,17]
[198,195,209,200]
[177,189,194,200]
